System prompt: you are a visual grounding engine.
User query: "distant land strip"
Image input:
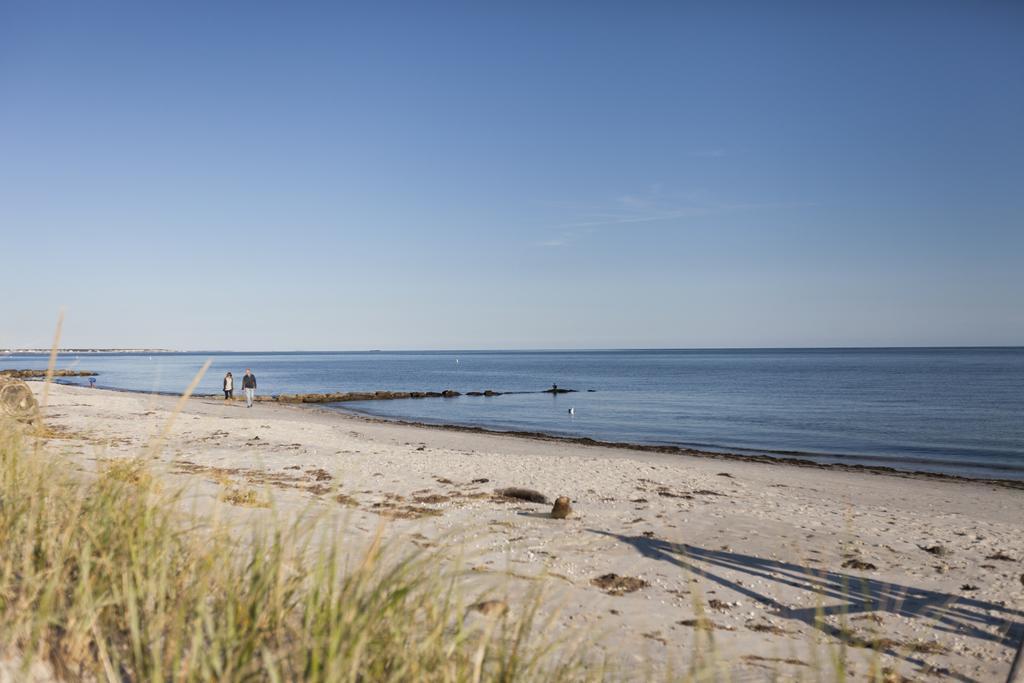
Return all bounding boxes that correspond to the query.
[1,349,174,354]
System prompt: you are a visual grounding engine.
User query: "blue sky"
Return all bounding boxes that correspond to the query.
[2,1,1022,350]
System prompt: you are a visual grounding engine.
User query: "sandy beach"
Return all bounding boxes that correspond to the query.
[29,382,1024,681]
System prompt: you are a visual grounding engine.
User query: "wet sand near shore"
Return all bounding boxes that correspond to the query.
[30,383,1024,681]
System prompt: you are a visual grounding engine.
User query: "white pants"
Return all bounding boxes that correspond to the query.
[245,387,255,407]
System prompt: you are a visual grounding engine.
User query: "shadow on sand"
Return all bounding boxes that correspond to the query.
[591,529,1023,681]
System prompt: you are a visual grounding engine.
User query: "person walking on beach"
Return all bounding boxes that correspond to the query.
[223,372,234,400]
[242,369,257,408]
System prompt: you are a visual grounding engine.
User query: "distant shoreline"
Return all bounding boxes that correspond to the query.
[1,349,176,355]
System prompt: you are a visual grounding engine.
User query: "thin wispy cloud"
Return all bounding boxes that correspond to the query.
[691,148,728,158]
[550,206,711,231]
[535,237,570,248]
[533,189,810,247]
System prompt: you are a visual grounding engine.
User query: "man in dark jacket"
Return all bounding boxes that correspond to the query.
[242,369,257,408]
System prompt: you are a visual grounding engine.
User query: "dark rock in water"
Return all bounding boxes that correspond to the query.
[496,487,548,504]
[918,544,951,557]
[465,391,483,396]
[483,390,501,396]
[550,496,572,519]
[542,387,576,394]
[440,390,461,397]
[591,574,649,595]
[424,392,442,398]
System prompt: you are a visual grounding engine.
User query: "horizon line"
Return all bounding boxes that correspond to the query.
[3,344,1023,354]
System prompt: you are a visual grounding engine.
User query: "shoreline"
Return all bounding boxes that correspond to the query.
[44,378,1024,488]
[327,405,1024,490]
[326,405,1024,489]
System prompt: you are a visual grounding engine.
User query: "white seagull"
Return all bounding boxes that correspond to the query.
[568,407,575,416]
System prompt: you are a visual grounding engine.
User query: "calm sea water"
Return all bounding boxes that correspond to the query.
[3,348,1022,480]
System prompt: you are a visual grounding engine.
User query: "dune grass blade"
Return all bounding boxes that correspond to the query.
[37,309,63,416]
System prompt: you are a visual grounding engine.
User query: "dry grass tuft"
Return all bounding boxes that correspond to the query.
[100,457,156,488]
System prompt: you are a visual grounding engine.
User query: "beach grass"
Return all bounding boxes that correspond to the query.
[0,417,600,682]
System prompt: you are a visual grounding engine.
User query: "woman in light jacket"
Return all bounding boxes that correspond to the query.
[223,372,234,400]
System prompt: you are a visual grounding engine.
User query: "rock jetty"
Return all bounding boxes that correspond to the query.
[240,386,581,404]
[255,389,497,404]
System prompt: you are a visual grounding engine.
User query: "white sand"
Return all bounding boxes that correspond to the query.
[30,383,1024,681]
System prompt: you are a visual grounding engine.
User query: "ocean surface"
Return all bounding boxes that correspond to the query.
[3,348,1022,480]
